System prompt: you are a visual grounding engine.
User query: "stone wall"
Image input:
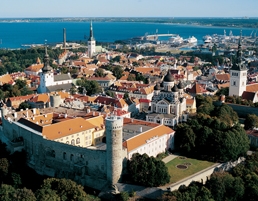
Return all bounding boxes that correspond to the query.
[1,117,109,190]
[168,163,222,192]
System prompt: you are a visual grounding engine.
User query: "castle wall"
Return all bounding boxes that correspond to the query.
[1,117,109,190]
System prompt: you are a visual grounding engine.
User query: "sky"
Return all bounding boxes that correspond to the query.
[1,0,257,18]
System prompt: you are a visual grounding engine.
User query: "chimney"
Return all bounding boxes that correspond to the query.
[139,126,142,133]
[64,113,68,118]
[33,108,36,115]
[14,112,17,118]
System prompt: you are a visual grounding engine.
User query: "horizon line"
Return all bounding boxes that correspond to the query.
[0,16,257,19]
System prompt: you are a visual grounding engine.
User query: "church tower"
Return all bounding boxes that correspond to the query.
[38,46,54,94]
[229,32,247,97]
[105,115,123,185]
[88,21,96,58]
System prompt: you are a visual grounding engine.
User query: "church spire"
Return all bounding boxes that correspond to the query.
[231,30,246,71]
[42,45,53,73]
[88,21,94,41]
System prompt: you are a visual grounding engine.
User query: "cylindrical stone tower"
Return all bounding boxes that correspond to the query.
[50,93,62,108]
[105,115,123,185]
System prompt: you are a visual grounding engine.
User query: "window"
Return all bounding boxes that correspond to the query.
[63,152,66,160]
[76,138,80,144]
[70,154,74,161]
[232,72,238,76]
[231,80,236,86]
[71,139,75,145]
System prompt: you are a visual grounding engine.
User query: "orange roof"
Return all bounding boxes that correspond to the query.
[53,91,70,99]
[85,115,104,128]
[215,73,230,81]
[123,125,174,152]
[217,82,230,89]
[73,61,86,66]
[29,94,50,103]
[246,83,258,92]
[8,94,34,102]
[186,98,194,105]
[28,113,54,126]
[0,74,14,85]
[43,117,96,140]
[25,64,43,72]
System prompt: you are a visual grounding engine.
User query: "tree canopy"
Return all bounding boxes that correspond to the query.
[244,114,258,130]
[175,101,249,162]
[128,153,170,187]
[76,79,101,96]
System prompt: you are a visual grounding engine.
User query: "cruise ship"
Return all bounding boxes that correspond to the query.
[187,36,197,43]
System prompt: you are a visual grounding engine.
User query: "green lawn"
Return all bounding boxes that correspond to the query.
[166,157,215,184]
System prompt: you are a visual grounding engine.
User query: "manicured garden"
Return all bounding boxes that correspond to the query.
[166,156,215,184]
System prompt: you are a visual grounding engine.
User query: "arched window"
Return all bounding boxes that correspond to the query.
[76,138,80,144]
[71,139,75,145]
[70,154,74,161]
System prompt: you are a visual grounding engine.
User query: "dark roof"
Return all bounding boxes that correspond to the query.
[242,91,255,101]
[18,118,42,133]
[46,83,73,93]
[54,74,71,82]
[163,70,174,82]
[172,84,179,92]
[177,81,185,89]
[154,83,161,90]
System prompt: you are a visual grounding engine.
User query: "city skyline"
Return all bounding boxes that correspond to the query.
[1,0,257,18]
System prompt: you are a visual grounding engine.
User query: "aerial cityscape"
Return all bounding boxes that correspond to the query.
[0,1,258,201]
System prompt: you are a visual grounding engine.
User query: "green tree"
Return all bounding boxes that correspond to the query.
[15,188,36,201]
[111,56,121,62]
[18,102,31,111]
[112,66,123,79]
[11,173,22,189]
[123,92,129,99]
[127,74,136,81]
[216,87,229,96]
[39,178,99,201]
[128,153,170,187]
[35,188,61,201]
[245,114,258,130]
[95,68,105,77]
[0,184,16,201]
[15,79,27,89]
[76,79,101,96]
[174,124,196,153]
[0,158,9,183]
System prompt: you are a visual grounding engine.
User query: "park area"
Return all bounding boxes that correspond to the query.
[166,156,215,184]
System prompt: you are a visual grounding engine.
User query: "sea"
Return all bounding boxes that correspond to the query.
[0,21,255,49]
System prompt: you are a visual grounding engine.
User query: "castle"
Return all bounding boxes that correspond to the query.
[0,105,174,190]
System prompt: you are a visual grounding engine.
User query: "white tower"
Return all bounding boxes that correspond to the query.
[105,115,123,185]
[229,32,247,97]
[38,46,54,94]
[88,21,96,58]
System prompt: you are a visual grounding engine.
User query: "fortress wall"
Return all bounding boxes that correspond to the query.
[2,118,109,190]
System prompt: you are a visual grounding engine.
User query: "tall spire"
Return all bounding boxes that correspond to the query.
[231,30,246,71]
[88,21,94,41]
[42,44,53,73]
